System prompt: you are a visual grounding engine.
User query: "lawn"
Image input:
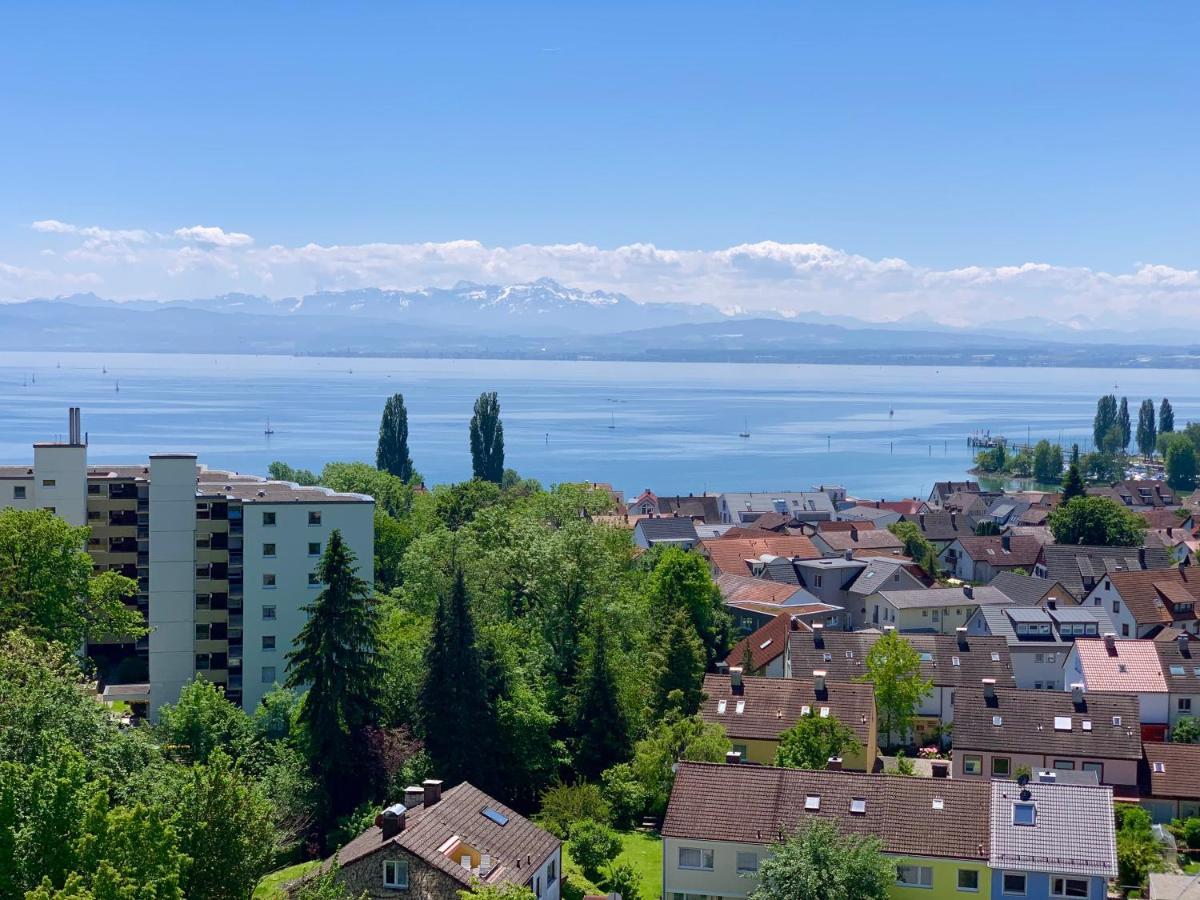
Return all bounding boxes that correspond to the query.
[562,829,662,899]
[253,861,321,900]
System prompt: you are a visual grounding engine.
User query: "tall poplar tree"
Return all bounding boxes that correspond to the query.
[573,618,630,780]
[1136,399,1157,458]
[1161,398,1176,434]
[1093,395,1117,450]
[376,393,414,482]
[284,530,380,817]
[470,392,505,483]
[1117,397,1132,452]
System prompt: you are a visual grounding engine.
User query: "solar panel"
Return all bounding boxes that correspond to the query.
[482,807,509,826]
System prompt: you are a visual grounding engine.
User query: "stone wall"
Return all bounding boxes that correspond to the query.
[336,845,464,900]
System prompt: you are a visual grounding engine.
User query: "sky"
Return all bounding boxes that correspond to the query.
[1,2,1198,325]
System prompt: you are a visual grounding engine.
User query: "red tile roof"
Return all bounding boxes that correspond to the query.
[1107,567,1200,627]
[1074,637,1167,693]
[953,534,1043,567]
[701,535,821,576]
[726,613,794,672]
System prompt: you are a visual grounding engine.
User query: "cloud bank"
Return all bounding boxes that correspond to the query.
[5,219,1199,328]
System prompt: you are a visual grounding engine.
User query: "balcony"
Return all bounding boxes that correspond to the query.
[108,483,138,500]
[108,510,137,527]
[109,538,138,554]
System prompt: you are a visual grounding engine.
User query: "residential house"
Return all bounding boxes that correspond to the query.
[627,489,660,516]
[1063,635,1168,741]
[966,604,1115,690]
[1146,527,1196,565]
[939,534,1042,583]
[1156,633,1200,733]
[1139,508,1194,531]
[699,535,821,578]
[631,516,699,550]
[896,510,978,552]
[694,522,734,541]
[319,780,561,900]
[842,557,931,629]
[943,491,994,519]
[952,683,1142,794]
[848,498,929,516]
[1034,544,1174,602]
[1079,565,1199,637]
[1111,479,1177,509]
[810,526,905,559]
[1140,742,1200,823]
[1007,524,1056,545]
[700,670,877,769]
[655,494,721,522]
[864,584,1011,633]
[982,496,1033,529]
[838,504,903,528]
[717,491,836,525]
[928,480,981,508]
[725,609,839,676]
[717,576,839,638]
[989,571,1075,607]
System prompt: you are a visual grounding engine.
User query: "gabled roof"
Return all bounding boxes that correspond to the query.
[662,762,990,861]
[930,480,981,502]
[716,574,815,608]
[726,613,795,672]
[1112,479,1176,508]
[988,780,1116,878]
[700,674,874,744]
[1039,544,1174,599]
[953,686,1141,759]
[846,557,925,596]
[900,510,977,542]
[989,571,1063,606]
[875,585,1010,610]
[1154,636,1200,692]
[633,516,699,543]
[1139,508,1190,530]
[1141,742,1200,799]
[814,529,904,553]
[1073,637,1167,693]
[700,535,821,576]
[1104,567,1200,627]
[950,535,1043,567]
[655,494,721,522]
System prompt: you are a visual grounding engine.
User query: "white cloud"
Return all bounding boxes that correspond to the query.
[7,218,1200,328]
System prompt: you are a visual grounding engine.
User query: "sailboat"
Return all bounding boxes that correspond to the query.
[264,418,275,436]
[607,411,616,430]
[102,365,107,374]
[739,417,750,438]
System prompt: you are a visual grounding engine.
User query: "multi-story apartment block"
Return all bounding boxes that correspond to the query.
[0,409,374,717]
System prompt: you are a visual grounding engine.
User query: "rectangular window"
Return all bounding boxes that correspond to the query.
[42,479,55,487]
[1003,872,1027,895]
[1121,624,1130,637]
[1180,698,1193,713]
[195,653,211,670]
[195,624,210,640]
[13,486,25,499]
[263,605,276,620]
[262,635,276,651]
[677,847,714,870]
[534,875,541,899]
[547,859,556,885]
[263,574,276,588]
[262,543,276,557]
[261,666,276,684]
[963,755,982,775]
[1082,762,1103,779]
[1053,760,1076,770]
[382,859,408,889]
[1112,600,1119,613]
[957,868,980,892]
[896,865,933,888]
[308,542,321,556]
[308,511,321,526]
[736,851,759,874]
[308,572,320,587]
[262,511,276,526]
[992,757,1011,777]
[1051,876,1089,898]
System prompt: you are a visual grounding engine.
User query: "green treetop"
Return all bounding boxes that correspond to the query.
[1048,496,1146,546]
[859,630,930,746]
[469,392,505,483]
[774,711,861,770]
[748,820,894,900]
[376,393,415,482]
[1136,399,1157,458]
[1160,398,1175,434]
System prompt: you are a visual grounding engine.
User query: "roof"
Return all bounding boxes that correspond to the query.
[838,506,899,524]
[1112,479,1177,508]
[720,492,836,519]
[662,762,990,861]
[335,782,559,887]
[700,674,874,744]
[988,780,1116,878]
[1104,567,1200,627]
[655,494,721,522]
[1140,508,1190,530]
[951,535,1043,567]
[716,574,814,608]
[726,613,794,671]
[815,529,904,553]
[1148,873,1200,899]
[1142,742,1200,800]
[1155,636,1200,692]
[900,510,977,543]
[953,686,1142,759]
[634,517,699,543]
[1039,544,1174,599]
[784,630,1014,688]
[846,558,924,596]
[1073,637,1167,693]
[930,480,981,501]
[973,604,1114,649]
[989,571,1062,606]
[875,585,1010,610]
[700,535,821,577]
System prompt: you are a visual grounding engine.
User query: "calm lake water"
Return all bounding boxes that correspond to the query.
[1,352,1195,499]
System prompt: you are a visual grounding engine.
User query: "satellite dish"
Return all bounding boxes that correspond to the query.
[1016,773,1030,788]
[1019,789,1032,802]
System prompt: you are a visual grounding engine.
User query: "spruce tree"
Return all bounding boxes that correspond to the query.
[469,392,505,483]
[376,393,414,481]
[1071,443,1080,466]
[284,530,380,817]
[649,609,705,717]
[1117,397,1131,452]
[1061,462,1086,503]
[421,569,495,786]
[1161,398,1176,434]
[573,618,630,780]
[1136,399,1157,458]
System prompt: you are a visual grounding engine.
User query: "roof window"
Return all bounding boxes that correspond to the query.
[931,798,944,810]
[849,798,867,815]
[1053,716,1072,731]
[805,795,821,810]
[735,700,746,715]
[1012,802,1037,826]
[717,700,727,714]
[482,807,509,826]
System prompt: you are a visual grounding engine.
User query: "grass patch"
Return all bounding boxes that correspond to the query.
[562,830,661,899]
[253,861,321,900]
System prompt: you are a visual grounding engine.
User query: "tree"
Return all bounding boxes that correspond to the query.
[1070,443,1080,466]
[469,392,505,483]
[606,715,730,819]
[602,861,641,900]
[748,820,895,900]
[534,781,610,839]
[1163,433,1198,491]
[1115,804,1160,893]
[294,860,368,900]
[859,630,930,746]
[573,619,630,780]
[457,885,535,900]
[1172,717,1200,744]
[1160,398,1175,434]
[1032,440,1063,483]
[1061,462,1086,503]
[1093,395,1118,451]
[376,394,415,482]
[774,712,861,770]
[569,819,622,882]
[70,796,187,899]
[1117,397,1132,452]
[156,677,252,765]
[649,610,705,717]
[1080,450,1123,483]
[267,461,319,485]
[888,521,939,575]
[0,509,143,648]
[1048,496,1146,547]
[1136,399,1157,458]
[645,547,730,667]
[973,520,1001,536]
[421,569,496,788]
[285,530,381,819]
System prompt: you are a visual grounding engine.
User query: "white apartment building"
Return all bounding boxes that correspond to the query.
[0,409,374,717]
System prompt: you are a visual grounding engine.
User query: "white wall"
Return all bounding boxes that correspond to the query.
[32,444,87,526]
[148,454,198,719]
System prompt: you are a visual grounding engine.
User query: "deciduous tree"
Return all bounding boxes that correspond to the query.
[1160,398,1175,434]
[774,712,861,770]
[748,821,894,900]
[1136,399,1157,458]
[376,394,415,482]
[1048,496,1147,547]
[469,392,505,483]
[859,630,930,746]
[645,547,730,667]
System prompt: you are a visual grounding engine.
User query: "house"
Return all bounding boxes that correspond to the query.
[1111,479,1177,509]
[654,494,721,522]
[724,610,845,676]
[810,526,905,559]
[952,683,1142,793]
[717,491,836,525]
[838,505,903,528]
[1034,544,1175,601]
[939,534,1042,583]
[631,516,699,550]
[318,780,561,900]
[989,571,1075,607]
[966,604,1115,690]
[662,761,994,900]
[781,625,1014,742]
[848,498,929,516]
[700,670,877,770]
[864,584,1011,633]
[842,557,931,628]
[1140,742,1200,823]
[943,491,993,518]
[698,535,821,577]
[928,480,981,508]
[1146,527,1196,565]
[717,575,839,638]
[896,510,978,551]
[1139,508,1194,531]
[1063,635,1168,741]
[1079,565,1200,637]
[1155,633,1200,733]
[627,489,660,516]
[1007,524,1056,545]
[982,496,1033,528]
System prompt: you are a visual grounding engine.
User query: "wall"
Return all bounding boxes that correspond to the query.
[32,444,88,526]
[334,844,463,900]
[0,476,36,512]
[989,869,1105,900]
[952,749,1137,789]
[1080,579,1135,637]
[1008,647,1069,690]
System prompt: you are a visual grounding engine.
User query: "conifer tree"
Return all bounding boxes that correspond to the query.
[1161,398,1175,434]
[470,392,505,483]
[1061,462,1086,504]
[1117,397,1131,451]
[573,618,630,780]
[649,610,705,717]
[1093,395,1118,450]
[376,393,414,482]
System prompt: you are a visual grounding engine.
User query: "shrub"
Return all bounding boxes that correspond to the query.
[535,781,611,839]
[569,819,622,882]
[602,861,641,900]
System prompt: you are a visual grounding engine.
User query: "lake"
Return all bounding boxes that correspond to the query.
[0,352,1193,500]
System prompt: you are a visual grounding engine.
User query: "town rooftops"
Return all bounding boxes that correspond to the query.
[846,557,930,596]
[700,673,874,744]
[720,491,836,521]
[1104,566,1199,627]
[633,516,699,543]
[952,534,1043,568]
[335,782,558,888]
[716,574,819,609]
[700,535,821,577]
[1073,637,1167,693]
[1038,544,1174,599]
[875,585,1010,610]
[662,762,991,861]
[988,780,1116,878]
[929,480,981,504]
[813,528,904,553]
[1141,742,1200,799]
[900,510,977,542]
[973,605,1114,648]
[654,494,721,522]
[953,686,1141,759]
[1154,634,1200,692]
[726,613,798,672]
[1111,479,1177,508]
[989,571,1064,606]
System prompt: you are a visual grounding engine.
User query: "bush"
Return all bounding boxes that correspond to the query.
[1178,817,1200,852]
[602,861,641,900]
[569,819,622,882]
[535,781,611,839]
[1173,717,1200,744]
[600,763,647,829]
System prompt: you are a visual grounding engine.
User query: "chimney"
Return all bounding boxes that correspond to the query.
[963,585,974,600]
[422,778,443,807]
[1168,527,1175,538]
[790,615,802,632]
[725,751,742,765]
[404,785,425,809]
[813,669,827,692]
[843,549,854,561]
[1047,597,1057,610]
[1180,633,1191,656]
[982,678,996,700]
[1138,547,1147,568]
[956,626,968,649]
[919,513,926,529]
[850,526,859,541]
[1038,770,1057,784]
[378,803,406,839]
[812,623,824,646]
[930,760,950,779]
[730,666,744,694]
[715,660,730,676]
[1071,682,1084,706]
[826,757,843,771]
[950,512,957,529]
[1103,632,1116,653]
[1001,534,1011,551]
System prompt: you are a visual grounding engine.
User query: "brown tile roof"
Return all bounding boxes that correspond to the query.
[662,762,990,861]
[726,613,795,672]
[1140,508,1189,530]
[700,674,874,744]
[816,530,904,553]
[1074,637,1167,693]
[816,520,874,533]
[1141,742,1200,799]
[701,535,821,576]
[953,535,1043,567]
[953,687,1142,759]
[335,783,559,888]
[656,495,721,523]
[716,574,809,607]
[1107,567,1200,627]
[901,511,977,543]
[1155,636,1200,691]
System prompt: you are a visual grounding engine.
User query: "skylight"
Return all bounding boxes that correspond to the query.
[482,807,509,826]
[1082,720,1092,731]
[717,700,727,714]
[919,651,934,662]
[992,715,1003,726]
[849,798,867,815]
[952,656,961,666]
[805,795,820,810]
[1113,716,1123,726]
[931,798,944,810]
[1012,802,1036,827]
[735,700,746,715]
[820,707,830,718]
[1153,761,1166,773]
[1171,665,1186,676]
[1053,716,1072,731]
[991,652,1001,662]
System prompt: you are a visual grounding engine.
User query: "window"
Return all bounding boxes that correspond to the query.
[534,876,541,899]
[42,479,56,487]
[195,624,210,640]
[308,572,320,587]
[263,605,276,620]
[677,847,713,870]
[195,653,211,670]
[1003,872,1027,895]
[44,507,55,514]
[993,757,1011,777]
[12,486,25,499]
[963,755,982,775]
[957,868,980,892]
[262,511,276,526]
[308,511,322,526]
[262,574,276,588]
[1180,698,1193,713]
[804,795,820,810]
[1053,760,1076,770]
[1051,875,1089,898]
[1082,762,1103,779]
[849,798,867,815]
[1121,624,1130,637]
[382,859,408,889]
[547,859,557,886]
[736,851,759,874]
[262,543,276,557]
[308,541,321,556]
[1112,600,1120,614]
[262,635,276,651]
[1012,802,1036,826]
[261,666,276,684]
[896,865,933,888]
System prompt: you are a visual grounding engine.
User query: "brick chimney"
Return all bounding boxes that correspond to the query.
[423,778,443,807]
[378,803,406,839]
[956,626,968,649]
[930,760,950,779]
[404,785,424,809]
[812,622,824,647]
[730,666,744,694]
[1180,633,1191,657]
[1103,632,1116,653]
[826,757,843,771]
[1071,683,1084,706]
[982,678,996,700]
[1001,534,1011,552]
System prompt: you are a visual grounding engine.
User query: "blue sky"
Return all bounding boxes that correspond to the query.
[1,2,1197,323]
